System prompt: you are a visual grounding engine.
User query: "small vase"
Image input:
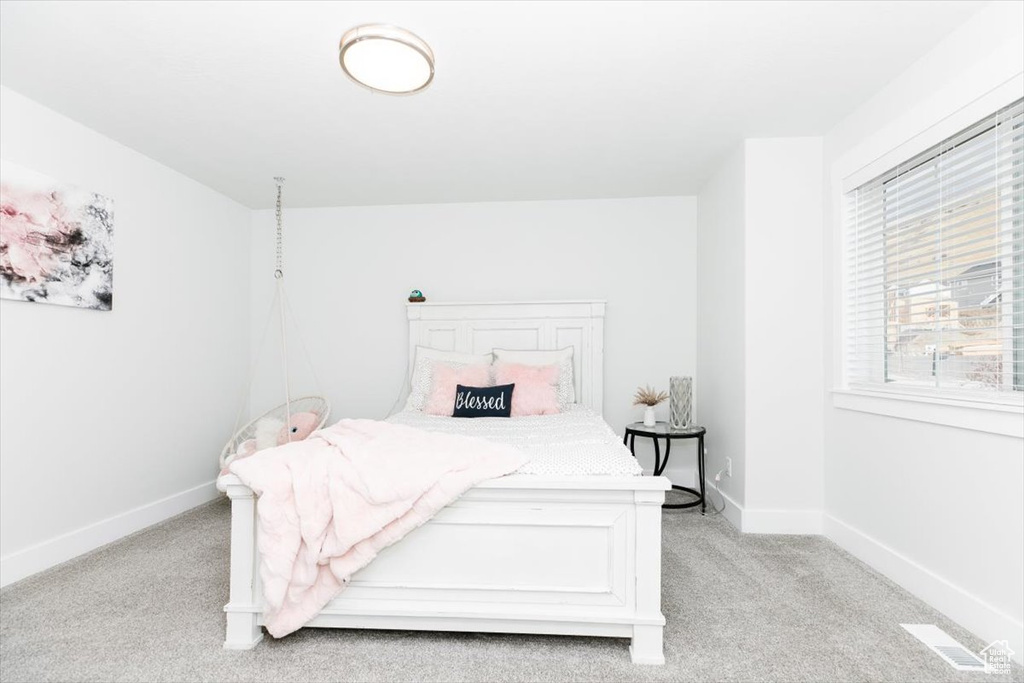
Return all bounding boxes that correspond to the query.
[643,406,656,427]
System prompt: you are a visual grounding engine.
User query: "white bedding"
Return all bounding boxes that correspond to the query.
[386,406,643,477]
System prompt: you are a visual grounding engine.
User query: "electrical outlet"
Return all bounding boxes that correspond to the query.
[725,457,732,477]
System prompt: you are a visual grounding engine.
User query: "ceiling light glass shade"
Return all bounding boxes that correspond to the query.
[339,25,434,95]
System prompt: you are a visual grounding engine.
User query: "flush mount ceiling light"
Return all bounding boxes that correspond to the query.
[339,24,434,95]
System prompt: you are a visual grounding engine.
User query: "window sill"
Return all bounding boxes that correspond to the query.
[831,389,1023,438]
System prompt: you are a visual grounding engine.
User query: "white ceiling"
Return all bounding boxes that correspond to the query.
[0,1,983,209]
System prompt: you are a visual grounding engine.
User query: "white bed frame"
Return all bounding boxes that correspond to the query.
[221,300,670,664]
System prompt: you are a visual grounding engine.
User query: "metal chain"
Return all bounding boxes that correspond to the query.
[274,177,285,279]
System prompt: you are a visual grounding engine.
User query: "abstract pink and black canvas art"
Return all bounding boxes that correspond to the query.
[0,161,114,310]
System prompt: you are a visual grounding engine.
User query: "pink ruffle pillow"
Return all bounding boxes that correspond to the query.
[493,362,560,416]
[424,363,493,416]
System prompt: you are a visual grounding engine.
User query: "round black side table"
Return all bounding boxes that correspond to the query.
[624,422,706,513]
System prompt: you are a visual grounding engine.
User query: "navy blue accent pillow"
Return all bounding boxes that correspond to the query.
[453,384,514,418]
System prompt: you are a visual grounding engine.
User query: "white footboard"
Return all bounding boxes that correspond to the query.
[222,474,669,664]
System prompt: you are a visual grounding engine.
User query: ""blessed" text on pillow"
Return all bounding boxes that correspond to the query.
[455,388,507,411]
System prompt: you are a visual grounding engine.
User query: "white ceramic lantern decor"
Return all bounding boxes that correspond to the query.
[669,376,692,429]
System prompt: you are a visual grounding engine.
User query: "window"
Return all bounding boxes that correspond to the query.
[844,98,1024,402]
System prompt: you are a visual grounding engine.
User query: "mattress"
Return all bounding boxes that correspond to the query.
[386,406,643,477]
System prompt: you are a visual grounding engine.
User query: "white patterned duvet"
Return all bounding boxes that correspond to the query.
[386,406,643,477]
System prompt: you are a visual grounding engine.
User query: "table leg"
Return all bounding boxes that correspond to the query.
[652,437,661,477]
[654,437,671,477]
[698,434,706,514]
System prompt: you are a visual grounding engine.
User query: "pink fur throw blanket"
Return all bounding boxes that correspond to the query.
[226,418,527,638]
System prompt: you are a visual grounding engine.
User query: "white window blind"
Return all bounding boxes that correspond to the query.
[844,98,1024,402]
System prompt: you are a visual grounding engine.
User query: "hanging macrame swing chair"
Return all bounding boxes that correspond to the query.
[219,178,330,470]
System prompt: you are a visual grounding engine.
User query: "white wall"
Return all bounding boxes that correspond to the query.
[744,138,824,524]
[694,0,1021,657]
[247,197,699,480]
[696,146,747,514]
[821,1,1024,659]
[0,86,251,586]
[696,138,825,531]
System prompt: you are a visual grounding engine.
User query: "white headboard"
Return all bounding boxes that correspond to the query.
[407,300,606,412]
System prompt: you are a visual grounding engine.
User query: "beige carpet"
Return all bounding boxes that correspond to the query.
[1,499,1020,682]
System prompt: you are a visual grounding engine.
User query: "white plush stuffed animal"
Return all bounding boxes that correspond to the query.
[254,416,286,451]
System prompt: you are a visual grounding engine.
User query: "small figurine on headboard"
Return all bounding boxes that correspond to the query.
[408,289,426,303]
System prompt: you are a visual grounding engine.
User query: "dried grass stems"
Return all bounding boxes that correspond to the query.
[633,385,668,407]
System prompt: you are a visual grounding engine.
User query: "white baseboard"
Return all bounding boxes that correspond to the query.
[741,508,823,535]
[706,479,743,530]
[824,514,1024,665]
[0,479,219,588]
[698,484,1021,662]
[660,467,697,488]
[703,478,822,534]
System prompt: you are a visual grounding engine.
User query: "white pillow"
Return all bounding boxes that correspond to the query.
[406,347,493,412]
[491,347,575,408]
